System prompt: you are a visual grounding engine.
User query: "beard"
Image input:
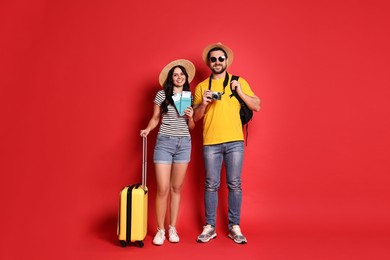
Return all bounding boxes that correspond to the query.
[210,64,227,74]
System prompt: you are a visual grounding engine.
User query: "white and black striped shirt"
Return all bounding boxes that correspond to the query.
[154,90,191,137]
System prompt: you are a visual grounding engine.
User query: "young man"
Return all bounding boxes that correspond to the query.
[193,42,261,244]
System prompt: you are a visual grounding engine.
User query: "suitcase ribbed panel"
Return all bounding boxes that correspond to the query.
[130,185,148,241]
[117,186,130,241]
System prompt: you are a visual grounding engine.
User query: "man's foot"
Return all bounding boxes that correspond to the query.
[228,225,247,244]
[196,225,217,243]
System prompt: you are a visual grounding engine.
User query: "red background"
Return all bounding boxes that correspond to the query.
[1,0,389,259]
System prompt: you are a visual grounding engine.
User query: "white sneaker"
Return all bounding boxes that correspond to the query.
[168,225,180,243]
[153,228,165,245]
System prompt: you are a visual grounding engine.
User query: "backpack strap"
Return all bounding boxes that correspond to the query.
[230,75,239,96]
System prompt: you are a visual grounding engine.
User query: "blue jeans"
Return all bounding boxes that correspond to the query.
[153,134,191,164]
[203,141,244,230]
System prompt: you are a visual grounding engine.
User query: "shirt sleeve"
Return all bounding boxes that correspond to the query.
[239,77,254,97]
[154,90,165,106]
[194,84,204,105]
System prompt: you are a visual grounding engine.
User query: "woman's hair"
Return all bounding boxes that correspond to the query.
[161,65,191,114]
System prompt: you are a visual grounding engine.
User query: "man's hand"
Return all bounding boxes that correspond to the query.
[202,90,214,106]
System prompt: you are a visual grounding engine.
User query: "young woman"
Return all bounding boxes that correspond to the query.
[140,59,195,245]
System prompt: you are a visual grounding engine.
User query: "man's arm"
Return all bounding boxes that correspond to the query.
[230,79,261,112]
[239,93,261,112]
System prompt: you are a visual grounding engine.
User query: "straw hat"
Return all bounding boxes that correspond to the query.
[202,42,234,67]
[158,59,196,87]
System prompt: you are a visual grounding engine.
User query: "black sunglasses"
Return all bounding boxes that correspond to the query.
[209,56,226,63]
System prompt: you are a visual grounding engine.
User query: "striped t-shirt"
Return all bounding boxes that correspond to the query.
[154,90,191,137]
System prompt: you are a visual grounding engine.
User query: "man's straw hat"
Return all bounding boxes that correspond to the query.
[202,42,234,67]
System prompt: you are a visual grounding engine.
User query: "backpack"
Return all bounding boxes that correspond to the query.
[230,75,253,145]
[230,75,253,126]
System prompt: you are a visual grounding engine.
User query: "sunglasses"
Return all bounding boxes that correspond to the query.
[209,56,226,63]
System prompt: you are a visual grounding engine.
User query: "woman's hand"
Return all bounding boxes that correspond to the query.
[140,129,150,137]
[184,106,194,120]
[185,106,195,130]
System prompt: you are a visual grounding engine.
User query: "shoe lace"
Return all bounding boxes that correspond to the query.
[232,226,243,236]
[157,229,165,238]
[169,226,178,237]
[202,225,212,235]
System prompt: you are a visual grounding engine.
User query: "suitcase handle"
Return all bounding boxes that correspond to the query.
[141,135,147,191]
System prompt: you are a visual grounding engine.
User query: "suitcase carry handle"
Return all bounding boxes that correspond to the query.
[142,134,147,191]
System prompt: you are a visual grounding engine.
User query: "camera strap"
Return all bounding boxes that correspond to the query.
[207,72,230,93]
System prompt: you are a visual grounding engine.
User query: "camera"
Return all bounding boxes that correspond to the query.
[210,91,222,100]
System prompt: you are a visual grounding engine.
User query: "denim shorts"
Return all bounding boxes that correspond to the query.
[153,134,191,164]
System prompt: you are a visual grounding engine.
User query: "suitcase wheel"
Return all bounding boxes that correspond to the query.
[136,241,144,248]
[120,240,127,247]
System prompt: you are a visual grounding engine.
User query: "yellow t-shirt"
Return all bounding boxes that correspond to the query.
[194,73,254,145]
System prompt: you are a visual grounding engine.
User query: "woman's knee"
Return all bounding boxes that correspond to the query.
[170,184,182,194]
[157,186,170,197]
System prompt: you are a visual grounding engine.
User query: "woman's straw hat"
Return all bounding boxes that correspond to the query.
[159,59,196,87]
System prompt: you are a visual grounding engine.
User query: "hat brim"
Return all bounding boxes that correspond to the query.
[159,59,196,87]
[202,42,234,67]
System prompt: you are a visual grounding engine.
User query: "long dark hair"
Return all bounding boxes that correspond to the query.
[161,65,191,114]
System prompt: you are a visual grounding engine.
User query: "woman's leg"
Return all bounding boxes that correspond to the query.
[169,163,189,226]
[154,163,172,229]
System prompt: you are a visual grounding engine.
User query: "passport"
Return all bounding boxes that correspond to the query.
[173,91,192,116]
[180,91,192,116]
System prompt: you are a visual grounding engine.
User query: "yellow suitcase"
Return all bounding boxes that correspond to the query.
[117,136,148,247]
